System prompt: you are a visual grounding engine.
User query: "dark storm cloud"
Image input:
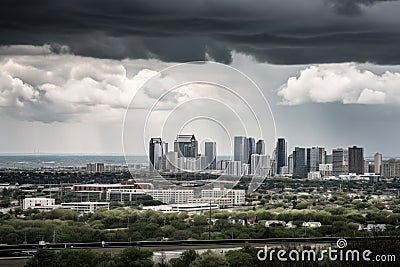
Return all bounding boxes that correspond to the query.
[0,0,399,64]
[327,0,395,15]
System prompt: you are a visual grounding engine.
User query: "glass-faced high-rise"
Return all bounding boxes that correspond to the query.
[276,138,287,174]
[149,137,164,170]
[205,141,216,170]
[174,134,198,158]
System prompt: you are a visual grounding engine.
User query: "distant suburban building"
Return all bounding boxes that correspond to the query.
[201,187,245,206]
[148,189,194,204]
[264,220,286,227]
[106,188,148,203]
[23,197,55,209]
[302,222,322,228]
[308,171,321,180]
[143,203,219,213]
[358,224,386,232]
[86,163,105,173]
[60,202,109,214]
[72,180,153,200]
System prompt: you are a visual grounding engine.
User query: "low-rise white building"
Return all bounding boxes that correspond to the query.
[308,171,321,180]
[302,221,322,228]
[60,202,109,214]
[201,188,245,206]
[143,203,219,213]
[23,197,55,209]
[148,189,194,204]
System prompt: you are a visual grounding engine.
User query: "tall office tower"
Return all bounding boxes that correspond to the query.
[288,154,294,174]
[225,161,242,176]
[250,154,261,175]
[374,152,382,174]
[166,151,178,170]
[332,148,349,176]
[234,136,246,163]
[256,139,265,155]
[307,147,326,172]
[382,159,400,178]
[196,155,208,170]
[326,154,333,164]
[348,146,364,175]
[149,137,165,170]
[245,137,256,164]
[174,134,198,158]
[276,138,287,174]
[292,147,307,178]
[205,141,217,170]
[250,154,271,175]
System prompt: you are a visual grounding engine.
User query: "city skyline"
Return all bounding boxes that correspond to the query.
[147,133,396,176]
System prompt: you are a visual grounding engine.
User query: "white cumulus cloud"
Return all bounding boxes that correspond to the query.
[278,63,400,105]
[0,50,163,122]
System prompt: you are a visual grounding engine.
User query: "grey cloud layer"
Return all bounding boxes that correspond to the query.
[0,0,399,64]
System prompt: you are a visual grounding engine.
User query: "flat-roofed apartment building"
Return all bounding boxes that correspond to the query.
[201,188,245,207]
[23,197,55,209]
[72,179,153,200]
[60,202,109,214]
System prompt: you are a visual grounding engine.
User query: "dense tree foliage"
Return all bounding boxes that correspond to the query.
[25,248,153,267]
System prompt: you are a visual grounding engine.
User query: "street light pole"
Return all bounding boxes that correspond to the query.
[208,200,211,240]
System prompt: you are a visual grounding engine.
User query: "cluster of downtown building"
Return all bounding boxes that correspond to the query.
[150,135,400,180]
[273,140,397,180]
[149,134,270,176]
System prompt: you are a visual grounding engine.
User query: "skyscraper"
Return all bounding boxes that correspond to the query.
[276,138,287,174]
[288,154,293,174]
[205,141,216,170]
[256,139,265,155]
[149,137,166,170]
[306,147,326,172]
[348,146,364,175]
[374,152,382,174]
[250,154,271,176]
[234,136,246,163]
[292,147,307,178]
[174,134,198,158]
[332,148,348,176]
[245,137,256,164]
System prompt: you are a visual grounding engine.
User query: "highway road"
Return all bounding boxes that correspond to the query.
[0,236,398,262]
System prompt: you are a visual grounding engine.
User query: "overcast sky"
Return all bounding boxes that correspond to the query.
[1,0,400,157]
